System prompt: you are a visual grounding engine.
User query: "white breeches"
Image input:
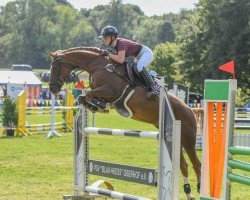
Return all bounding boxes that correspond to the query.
[135,46,154,72]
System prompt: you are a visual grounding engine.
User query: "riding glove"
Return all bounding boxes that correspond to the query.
[100,50,110,57]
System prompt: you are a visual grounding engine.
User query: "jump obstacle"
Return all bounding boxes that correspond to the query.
[168,83,189,105]
[64,78,182,200]
[200,79,250,200]
[15,90,76,136]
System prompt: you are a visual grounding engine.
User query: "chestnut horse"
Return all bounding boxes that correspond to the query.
[48,47,201,200]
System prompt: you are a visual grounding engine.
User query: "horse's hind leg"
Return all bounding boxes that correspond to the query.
[180,150,195,200]
[185,144,201,193]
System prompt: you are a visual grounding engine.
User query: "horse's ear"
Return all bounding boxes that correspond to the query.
[48,51,56,58]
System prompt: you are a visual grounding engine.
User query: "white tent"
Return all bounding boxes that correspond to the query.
[0,71,41,85]
[0,71,42,99]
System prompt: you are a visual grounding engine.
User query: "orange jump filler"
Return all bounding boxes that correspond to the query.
[200,79,238,200]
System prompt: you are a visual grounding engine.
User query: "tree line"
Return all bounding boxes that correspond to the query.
[0,0,249,95]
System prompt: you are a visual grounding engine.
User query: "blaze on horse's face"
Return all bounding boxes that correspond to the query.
[48,52,74,95]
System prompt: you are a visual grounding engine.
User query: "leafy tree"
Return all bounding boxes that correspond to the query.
[175,0,250,94]
[134,17,162,48]
[52,5,78,49]
[0,0,59,68]
[175,10,208,92]
[0,1,27,66]
[209,0,250,92]
[150,42,179,85]
[79,5,107,35]
[158,22,175,43]
[80,0,145,45]
[67,19,97,47]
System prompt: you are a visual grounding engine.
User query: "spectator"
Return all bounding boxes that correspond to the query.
[43,88,51,100]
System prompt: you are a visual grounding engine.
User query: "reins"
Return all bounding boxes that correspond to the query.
[50,51,135,90]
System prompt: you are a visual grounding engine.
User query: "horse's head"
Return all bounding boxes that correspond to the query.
[48,51,76,95]
[48,47,108,95]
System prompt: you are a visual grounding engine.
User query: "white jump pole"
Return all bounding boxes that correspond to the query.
[47,93,61,138]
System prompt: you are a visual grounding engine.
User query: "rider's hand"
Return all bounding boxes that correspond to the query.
[100,50,110,57]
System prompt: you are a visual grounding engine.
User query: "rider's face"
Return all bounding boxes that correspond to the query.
[103,36,112,45]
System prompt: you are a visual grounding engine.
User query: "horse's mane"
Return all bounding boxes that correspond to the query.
[56,46,101,55]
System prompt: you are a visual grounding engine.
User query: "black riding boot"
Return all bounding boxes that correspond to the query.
[140,67,158,98]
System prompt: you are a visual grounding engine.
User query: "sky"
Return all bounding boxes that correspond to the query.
[0,0,199,16]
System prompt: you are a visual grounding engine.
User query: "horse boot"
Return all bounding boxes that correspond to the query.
[78,95,98,112]
[140,67,158,98]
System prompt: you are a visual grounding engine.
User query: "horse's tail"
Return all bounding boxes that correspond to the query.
[192,108,204,135]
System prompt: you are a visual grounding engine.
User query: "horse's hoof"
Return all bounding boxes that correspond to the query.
[197,182,200,193]
[186,194,195,200]
[184,183,191,194]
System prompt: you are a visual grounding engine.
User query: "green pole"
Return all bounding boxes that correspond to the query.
[228,159,250,172]
[229,146,250,156]
[228,173,250,186]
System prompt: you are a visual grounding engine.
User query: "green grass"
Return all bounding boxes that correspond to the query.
[0,111,250,199]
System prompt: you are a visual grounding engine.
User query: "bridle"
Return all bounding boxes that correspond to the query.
[49,53,135,90]
[49,55,101,88]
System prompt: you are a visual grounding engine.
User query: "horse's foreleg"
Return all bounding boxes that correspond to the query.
[86,85,118,101]
[180,150,195,200]
[78,95,109,113]
[78,96,98,111]
[92,97,111,110]
[86,85,118,108]
[78,85,116,112]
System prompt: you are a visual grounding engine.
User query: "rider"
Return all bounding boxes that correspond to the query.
[98,25,157,97]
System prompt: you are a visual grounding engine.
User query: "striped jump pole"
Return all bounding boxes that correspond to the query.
[64,77,181,200]
[26,106,78,111]
[84,127,158,139]
[85,186,149,200]
[26,122,67,131]
[26,110,64,115]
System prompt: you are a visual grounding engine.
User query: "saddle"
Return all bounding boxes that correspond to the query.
[124,57,160,89]
[105,58,160,118]
[112,59,160,118]
[125,61,142,85]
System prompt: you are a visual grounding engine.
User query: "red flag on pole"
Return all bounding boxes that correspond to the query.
[219,61,235,78]
[74,80,85,89]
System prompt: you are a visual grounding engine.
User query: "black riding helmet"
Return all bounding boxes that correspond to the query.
[98,25,118,39]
